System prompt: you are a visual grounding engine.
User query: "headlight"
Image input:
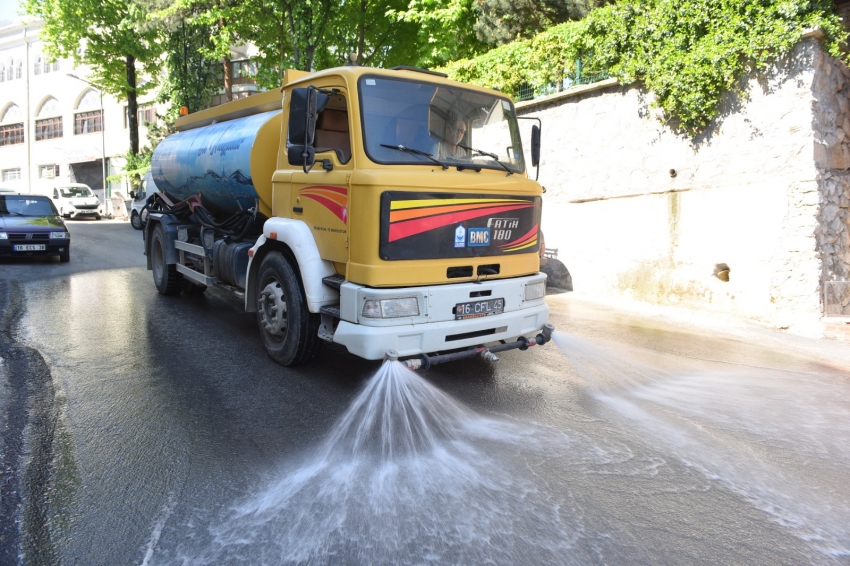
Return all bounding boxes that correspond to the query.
[362,297,420,318]
[524,281,546,301]
[50,231,68,239]
[0,232,7,240]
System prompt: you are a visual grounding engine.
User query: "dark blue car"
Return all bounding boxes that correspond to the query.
[0,194,71,262]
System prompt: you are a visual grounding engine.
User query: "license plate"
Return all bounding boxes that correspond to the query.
[14,244,46,251]
[455,297,504,320]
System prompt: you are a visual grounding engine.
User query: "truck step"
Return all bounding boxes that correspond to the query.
[320,304,341,318]
[322,275,345,290]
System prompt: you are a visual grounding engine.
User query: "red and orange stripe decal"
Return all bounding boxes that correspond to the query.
[388,197,534,242]
[499,224,539,252]
[299,186,348,223]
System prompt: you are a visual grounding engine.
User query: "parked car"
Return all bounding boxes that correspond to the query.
[51,183,104,220]
[129,171,160,230]
[0,194,71,262]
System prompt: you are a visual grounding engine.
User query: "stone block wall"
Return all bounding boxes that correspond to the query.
[518,36,848,335]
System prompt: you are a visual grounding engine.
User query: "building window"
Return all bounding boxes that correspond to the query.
[74,110,102,134]
[44,60,50,74]
[0,66,4,82]
[53,61,60,72]
[39,165,60,179]
[34,57,41,75]
[16,62,21,79]
[2,168,21,181]
[231,59,257,79]
[6,65,12,81]
[0,123,25,146]
[137,105,156,125]
[36,117,63,141]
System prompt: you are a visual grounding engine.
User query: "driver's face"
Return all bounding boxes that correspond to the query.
[450,121,466,143]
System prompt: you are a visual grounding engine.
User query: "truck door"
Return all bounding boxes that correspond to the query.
[289,89,351,265]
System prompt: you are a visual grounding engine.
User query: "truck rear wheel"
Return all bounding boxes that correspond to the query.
[151,224,185,295]
[256,251,322,366]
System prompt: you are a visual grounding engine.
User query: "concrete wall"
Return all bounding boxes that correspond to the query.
[518,36,847,335]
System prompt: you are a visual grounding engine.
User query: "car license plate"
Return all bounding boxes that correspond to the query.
[455,297,504,320]
[13,244,46,251]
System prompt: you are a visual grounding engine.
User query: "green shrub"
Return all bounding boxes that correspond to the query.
[442,0,848,136]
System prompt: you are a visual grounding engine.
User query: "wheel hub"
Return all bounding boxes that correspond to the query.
[259,281,288,337]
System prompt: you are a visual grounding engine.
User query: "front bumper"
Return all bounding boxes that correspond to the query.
[332,273,550,360]
[67,207,102,218]
[0,241,69,257]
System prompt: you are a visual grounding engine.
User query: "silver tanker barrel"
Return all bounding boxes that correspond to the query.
[150,109,282,218]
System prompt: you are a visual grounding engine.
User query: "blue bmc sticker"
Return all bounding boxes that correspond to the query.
[454,225,466,248]
[467,227,491,247]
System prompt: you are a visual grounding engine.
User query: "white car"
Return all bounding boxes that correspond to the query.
[52,183,104,220]
[129,172,160,230]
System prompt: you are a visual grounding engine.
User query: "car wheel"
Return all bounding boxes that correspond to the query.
[151,223,184,295]
[59,250,70,263]
[95,214,102,220]
[256,251,322,366]
[130,211,143,230]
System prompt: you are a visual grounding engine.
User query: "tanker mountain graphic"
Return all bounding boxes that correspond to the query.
[156,168,255,199]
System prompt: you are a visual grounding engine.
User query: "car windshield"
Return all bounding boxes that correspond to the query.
[59,186,93,198]
[359,75,526,173]
[0,196,59,216]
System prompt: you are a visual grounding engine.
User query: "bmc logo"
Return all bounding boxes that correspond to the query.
[468,228,490,247]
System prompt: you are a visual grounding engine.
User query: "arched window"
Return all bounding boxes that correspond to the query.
[34,56,42,75]
[35,97,63,141]
[2,104,23,123]
[15,61,22,79]
[74,89,102,134]
[6,61,12,81]
[0,65,5,83]
[37,97,60,118]
[0,104,25,146]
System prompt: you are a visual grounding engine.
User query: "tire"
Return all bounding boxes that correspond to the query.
[95,214,102,220]
[151,223,184,295]
[130,211,143,230]
[59,250,70,263]
[256,251,322,366]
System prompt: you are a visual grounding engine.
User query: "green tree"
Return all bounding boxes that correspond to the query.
[475,0,607,45]
[388,0,486,68]
[25,0,163,156]
[158,14,220,114]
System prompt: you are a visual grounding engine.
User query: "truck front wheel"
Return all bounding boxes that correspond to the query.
[256,252,322,366]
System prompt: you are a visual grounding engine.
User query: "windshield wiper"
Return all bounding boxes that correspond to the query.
[380,144,448,170]
[459,145,514,176]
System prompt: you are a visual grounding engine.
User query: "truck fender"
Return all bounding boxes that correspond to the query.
[144,213,182,271]
[245,218,338,313]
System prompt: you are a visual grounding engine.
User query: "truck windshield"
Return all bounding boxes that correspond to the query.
[360,75,526,174]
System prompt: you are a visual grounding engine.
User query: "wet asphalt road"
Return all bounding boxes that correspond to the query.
[1,220,850,565]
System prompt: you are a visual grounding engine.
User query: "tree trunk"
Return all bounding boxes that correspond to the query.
[221,17,232,103]
[126,54,139,156]
[357,0,366,64]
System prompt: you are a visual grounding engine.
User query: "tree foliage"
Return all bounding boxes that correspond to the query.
[388,0,487,68]
[25,0,163,155]
[443,0,849,136]
[474,0,606,45]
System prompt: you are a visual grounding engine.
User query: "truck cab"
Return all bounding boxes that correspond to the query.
[146,65,551,367]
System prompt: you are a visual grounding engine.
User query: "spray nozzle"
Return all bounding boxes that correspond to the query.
[384,349,399,362]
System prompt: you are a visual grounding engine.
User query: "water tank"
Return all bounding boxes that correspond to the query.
[151,110,282,218]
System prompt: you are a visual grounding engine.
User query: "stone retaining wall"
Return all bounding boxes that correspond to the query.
[518,35,849,335]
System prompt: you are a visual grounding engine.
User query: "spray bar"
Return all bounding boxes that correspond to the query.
[397,324,554,370]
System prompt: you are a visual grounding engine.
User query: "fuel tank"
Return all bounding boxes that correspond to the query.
[150,110,282,218]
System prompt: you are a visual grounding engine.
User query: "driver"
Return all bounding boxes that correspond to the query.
[437,114,469,160]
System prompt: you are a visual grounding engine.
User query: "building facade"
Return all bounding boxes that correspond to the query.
[0,20,164,205]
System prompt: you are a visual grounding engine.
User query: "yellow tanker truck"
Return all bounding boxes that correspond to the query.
[145,65,553,368]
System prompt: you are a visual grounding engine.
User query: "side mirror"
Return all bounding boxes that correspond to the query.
[288,86,329,173]
[129,191,136,199]
[531,125,541,167]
